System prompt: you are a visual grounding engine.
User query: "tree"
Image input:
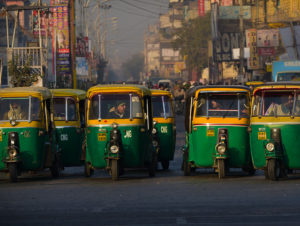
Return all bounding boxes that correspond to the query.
[121,53,144,81]
[172,13,211,75]
[8,57,41,87]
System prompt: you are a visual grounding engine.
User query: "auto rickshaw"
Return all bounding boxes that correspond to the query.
[151,89,176,170]
[0,87,60,182]
[250,82,300,180]
[51,89,86,167]
[183,86,254,178]
[85,84,157,180]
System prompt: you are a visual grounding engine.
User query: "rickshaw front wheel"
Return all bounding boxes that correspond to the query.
[84,162,94,177]
[8,163,18,182]
[161,160,169,170]
[111,160,119,181]
[217,159,226,179]
[267,159,280,181]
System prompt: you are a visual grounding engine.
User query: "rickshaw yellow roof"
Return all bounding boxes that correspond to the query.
[87,84,151,97]
[0,86,51,99]
[245,81,264,86]
[51,89,86,100]
[253,82,300,94]
[150,89,173,98]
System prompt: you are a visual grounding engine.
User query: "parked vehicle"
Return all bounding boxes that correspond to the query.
[85,84,157,180]
[151,89,176,170]
[0,87,60,182]
[51,89,86,168]
[183,86,254,178]
[250,82,300,180]
[272,60,300,82]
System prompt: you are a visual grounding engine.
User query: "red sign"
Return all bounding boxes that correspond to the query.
[198,0,205,17]
[258,47,275,56]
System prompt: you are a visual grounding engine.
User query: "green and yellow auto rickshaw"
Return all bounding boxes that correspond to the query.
[51,89,86,167]
[85,84,157,180]
[250,82,300,180]
[151,89,176,170]
[0,87,60,182]
[183,86,254,178]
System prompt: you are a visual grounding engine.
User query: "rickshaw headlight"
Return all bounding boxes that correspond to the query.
[10,119,16,126]
[112,123,118,129]
[152,140,159,147]
[10,140,15,145]
[216,144,226,154]
[110,145,119,154]
[152,127,157,134]
[266,142,275,152]
[8,149,17,158]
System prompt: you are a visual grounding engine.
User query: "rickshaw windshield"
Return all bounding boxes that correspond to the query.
[152,95,174,118]
[0,97,41,121]
[252,91,299,117]
[53,97,77,121]
[89,93,143,119]
[196,93,249,118]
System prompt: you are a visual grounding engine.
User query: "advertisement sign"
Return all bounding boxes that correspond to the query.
[210,0,232,6]
[213,32,240,61]
[76,57,88,77]
[32,10,49,37]
[258,47,275,56]
[198,0,205,17]
[76,36,89,57]
[246,29,260,69]
[257,29,279,47]
[51,0,72,87]
[219,6,251,20]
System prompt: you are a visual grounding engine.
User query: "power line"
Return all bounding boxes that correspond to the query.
[112,6,157,19]
[131,0,169,9]
[119,0,160,15]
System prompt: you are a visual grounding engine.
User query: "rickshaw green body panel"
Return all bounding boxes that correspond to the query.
[0,127,47,171]
[250,123,300,169]
[189,125,251,167]
[56,127,83,166]
[86,125,152,168]
[156,123,176,161]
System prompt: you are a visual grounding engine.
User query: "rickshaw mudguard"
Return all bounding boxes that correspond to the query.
[86,125,151,169]
[0,127,47,171]
[56,126,83,167]
[189,125,251,168]
[251,121,300,169]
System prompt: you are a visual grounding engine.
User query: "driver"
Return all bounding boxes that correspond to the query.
[108,102,128,119]
[7,102,27,120]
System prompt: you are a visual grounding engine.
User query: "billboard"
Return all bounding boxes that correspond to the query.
[213,32,240,61]
[246,29,260,69]
[219,6,251,20]
[51,0,72,87]
[32,10,50,37]
[76,57,88,77]
[257,29,279,47]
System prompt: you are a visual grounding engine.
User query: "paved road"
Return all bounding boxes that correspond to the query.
[1,116,300,225]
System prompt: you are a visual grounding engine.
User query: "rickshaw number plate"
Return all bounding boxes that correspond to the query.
[0,133,2,141]
[98,133,107,141]
[207,129,215,136]
[258,132,266,140]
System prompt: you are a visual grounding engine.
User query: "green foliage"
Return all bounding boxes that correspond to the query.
[121,53,144,81]
[172,13,211,73]
[8,57,41,87]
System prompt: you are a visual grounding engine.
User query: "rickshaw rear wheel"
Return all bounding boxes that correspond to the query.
[84,162,94,177]
[111,160,119,181]
[50,158,60,178]
[217,159,226,179]
[161,160,169,170]
[149,152,157,177]
[183,151,191,176]
[8,163,18,182]
[267,159,280,181]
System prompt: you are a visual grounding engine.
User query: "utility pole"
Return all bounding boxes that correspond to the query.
[239,0,244,83]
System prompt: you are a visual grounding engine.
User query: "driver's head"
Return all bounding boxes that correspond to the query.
[117,102,126,114]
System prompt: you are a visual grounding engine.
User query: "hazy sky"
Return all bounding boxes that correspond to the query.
[101,0,170,69]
